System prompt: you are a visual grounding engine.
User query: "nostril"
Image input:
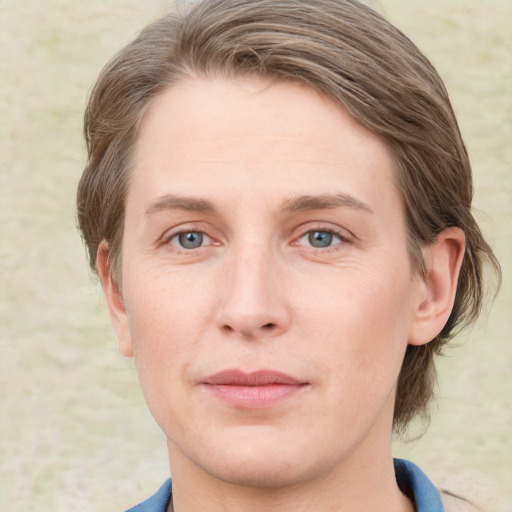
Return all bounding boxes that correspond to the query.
[219,321,279,337]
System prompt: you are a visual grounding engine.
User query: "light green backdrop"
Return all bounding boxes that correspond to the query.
[1,1,510,510]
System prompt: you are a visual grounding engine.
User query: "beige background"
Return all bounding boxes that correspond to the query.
[0,1,510,510]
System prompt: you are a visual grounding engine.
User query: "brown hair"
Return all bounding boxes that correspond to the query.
[76,0,500,431]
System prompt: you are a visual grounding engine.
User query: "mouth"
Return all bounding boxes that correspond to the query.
[201,370,309,409]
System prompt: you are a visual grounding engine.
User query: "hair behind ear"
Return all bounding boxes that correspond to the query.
[395,227,466,431]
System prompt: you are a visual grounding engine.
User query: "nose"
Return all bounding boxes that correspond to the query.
[215,245,290,340]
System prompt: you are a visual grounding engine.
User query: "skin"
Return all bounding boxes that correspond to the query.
[98,77,465,512]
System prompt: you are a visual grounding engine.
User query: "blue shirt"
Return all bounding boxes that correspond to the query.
[125,458,444,511]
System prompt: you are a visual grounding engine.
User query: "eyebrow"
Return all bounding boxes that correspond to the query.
[145,194,216,216]
[145,192,373,217]
[282,193,373,214]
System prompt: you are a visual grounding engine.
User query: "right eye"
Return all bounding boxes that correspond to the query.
[169,231,211,249]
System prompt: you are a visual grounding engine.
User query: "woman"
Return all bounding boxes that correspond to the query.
[76,1,500,510]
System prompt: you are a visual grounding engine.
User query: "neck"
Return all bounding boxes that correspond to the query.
[167,437,413,512]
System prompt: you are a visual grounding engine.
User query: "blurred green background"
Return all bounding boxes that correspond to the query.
[0,1,510,510]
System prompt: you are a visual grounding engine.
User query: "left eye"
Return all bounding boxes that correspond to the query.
[170,231,211,249]
[299,230,342,248]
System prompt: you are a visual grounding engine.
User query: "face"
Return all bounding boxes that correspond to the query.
[106,77,428,488]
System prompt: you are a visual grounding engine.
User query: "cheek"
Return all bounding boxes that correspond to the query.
[122,270,215,401]
[122,274,212,432]
[124,266,214,346]
[305,268,415,390]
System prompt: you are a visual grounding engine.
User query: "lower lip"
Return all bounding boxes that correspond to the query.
[203,383,307,409]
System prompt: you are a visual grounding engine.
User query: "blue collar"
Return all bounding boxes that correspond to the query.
[394,458,444,511]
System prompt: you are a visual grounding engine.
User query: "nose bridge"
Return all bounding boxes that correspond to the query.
[216,239,288,338]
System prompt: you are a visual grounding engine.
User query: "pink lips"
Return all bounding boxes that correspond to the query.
[202,370,308,409]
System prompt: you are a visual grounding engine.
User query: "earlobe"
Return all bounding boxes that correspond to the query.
[409,227,466,346]
[96,242,134,357]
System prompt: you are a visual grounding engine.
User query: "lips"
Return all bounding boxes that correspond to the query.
[202,370,308,408]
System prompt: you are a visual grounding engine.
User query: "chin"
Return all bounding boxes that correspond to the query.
[204,455,308,489]
[179,428,337,490]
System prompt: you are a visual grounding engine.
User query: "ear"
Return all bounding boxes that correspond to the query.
[96,242,134,357]
[408,227,466,346]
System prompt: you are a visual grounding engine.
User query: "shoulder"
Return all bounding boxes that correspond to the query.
[441,491,483,512]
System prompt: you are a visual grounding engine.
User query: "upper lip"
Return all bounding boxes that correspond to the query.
[203,370,305,386]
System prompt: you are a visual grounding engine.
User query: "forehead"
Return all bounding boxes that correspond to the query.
[129,76,401,216]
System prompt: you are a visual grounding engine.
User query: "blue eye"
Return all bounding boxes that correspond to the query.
[171,231,208,249]
[301,230,342,248]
